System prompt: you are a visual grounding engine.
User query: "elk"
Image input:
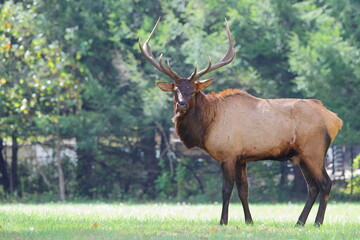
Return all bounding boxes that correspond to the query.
[139,18,343,226]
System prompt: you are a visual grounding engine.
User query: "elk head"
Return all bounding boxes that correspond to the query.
[139,17,235,115]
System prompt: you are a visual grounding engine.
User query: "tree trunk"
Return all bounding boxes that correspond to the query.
[10,132,18,194]
[55,137,66,201]
[55,86,66,201]
[141,127,161,199]
[0,138,10,192]
[350,146,354,195]
[76,148,95,198]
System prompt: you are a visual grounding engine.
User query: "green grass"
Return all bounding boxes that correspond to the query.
[0,202,359,239]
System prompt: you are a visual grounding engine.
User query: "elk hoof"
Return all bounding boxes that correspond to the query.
[220,220,228,225]
[245,219,253,225]
[295,220,305,227]
[314,222,322,227]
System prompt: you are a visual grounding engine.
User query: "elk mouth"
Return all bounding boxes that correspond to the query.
[172,104,188,123]
[176,106,188,115]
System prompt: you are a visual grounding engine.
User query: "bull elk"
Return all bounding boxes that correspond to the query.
[139,18,343,226]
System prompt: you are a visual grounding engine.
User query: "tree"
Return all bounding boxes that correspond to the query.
[0,0,39,194]
[35,0,166,199]
[0,138,10,192]
[0,0,358,202]
[289,0,360,144]
[0,1,81,200]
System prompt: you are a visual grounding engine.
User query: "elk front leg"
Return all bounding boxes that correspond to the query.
[235,162,253,225]
[220,161,235,225]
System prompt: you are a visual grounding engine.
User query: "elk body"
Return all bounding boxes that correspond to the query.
[139,18,343,226]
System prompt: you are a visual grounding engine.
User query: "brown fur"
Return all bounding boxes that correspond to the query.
[175,89,342,167]
[174,88,342,225]
[141,18,342,226]
[175,92,216,149]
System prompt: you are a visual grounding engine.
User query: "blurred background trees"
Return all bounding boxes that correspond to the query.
[0,0,359,202]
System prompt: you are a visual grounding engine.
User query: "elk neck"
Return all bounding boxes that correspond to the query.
[173,91,216,149]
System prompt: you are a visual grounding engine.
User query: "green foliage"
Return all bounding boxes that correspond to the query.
[288,0,360,143]
[344,154,360,195]
[248,161,283,202]
[156,155,221,202]
[0,0,359,202]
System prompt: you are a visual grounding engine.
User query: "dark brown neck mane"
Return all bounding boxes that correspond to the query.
[174,89,249,149]
[174,92,214,149]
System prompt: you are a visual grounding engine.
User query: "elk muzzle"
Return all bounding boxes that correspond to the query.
[175,92,189,114]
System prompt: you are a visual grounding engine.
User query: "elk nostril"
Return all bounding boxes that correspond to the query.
[177,102,188,108]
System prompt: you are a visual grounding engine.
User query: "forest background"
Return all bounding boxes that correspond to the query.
[0,0,359,203]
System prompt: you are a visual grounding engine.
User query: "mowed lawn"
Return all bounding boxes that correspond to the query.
[0,202,359,239]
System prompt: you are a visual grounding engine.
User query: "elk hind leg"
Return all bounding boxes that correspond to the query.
[296,162,320,226]
[314,168,332,226]
[235,162,253,225]
[220,161,235,225]
[313,132,333,226]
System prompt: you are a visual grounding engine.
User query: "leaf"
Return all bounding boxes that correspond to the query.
[91,222,100,228]
[211,226,218,231]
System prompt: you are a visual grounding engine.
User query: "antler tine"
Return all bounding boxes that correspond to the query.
[146,17,161,43]
[138,18,162,72]
[190,56,213,81]
[158,54,180,81]
[139,17,181,81]
[192,19,236,81]
[158,54,169,76]
[167,60,181,80]
[189,65,198,81]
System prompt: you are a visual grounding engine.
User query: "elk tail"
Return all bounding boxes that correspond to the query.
[324,111,343,143]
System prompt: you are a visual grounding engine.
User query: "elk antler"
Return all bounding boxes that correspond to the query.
[189,19,236,81]
[139,17,181,81]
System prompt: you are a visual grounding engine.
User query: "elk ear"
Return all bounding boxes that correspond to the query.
[156,82,174,92]
[195,78,214,91]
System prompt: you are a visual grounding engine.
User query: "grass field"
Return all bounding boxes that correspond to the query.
[0,202,359,239]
